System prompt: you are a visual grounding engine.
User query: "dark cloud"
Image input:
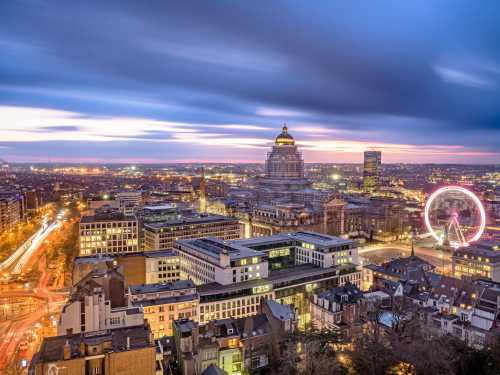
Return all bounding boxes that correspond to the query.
[0,0,499,162]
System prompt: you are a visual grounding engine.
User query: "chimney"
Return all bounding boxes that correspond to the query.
[126,336,130,350]
[63,340,71,360]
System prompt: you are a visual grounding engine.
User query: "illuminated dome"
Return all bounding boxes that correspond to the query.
[275,124,295,145]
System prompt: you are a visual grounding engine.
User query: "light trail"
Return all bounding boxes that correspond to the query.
[10,220,61,275]
[0,224,47,272]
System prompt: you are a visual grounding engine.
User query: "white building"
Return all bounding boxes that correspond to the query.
[237,231,359,270]
[58,268,143,335]
[58,288,143,335]
[175,237,269,286]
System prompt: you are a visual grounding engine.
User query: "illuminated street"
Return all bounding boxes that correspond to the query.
[0,211,70,373]
[360,242,452,274]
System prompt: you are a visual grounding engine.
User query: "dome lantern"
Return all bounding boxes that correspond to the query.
[275,124,295,145]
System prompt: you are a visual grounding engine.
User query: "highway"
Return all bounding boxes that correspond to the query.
[0,255,67,371]
[11,220,61,275]
[0,210,67,371]
[0,231,40,272]
[0,214,63,276]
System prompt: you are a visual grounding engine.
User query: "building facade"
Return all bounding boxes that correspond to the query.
[452,241,500,282]
[143,214,241,251]
[363,150,382,191]
[59,267,143,335]
[79,208,138,256]
[128,280,199,338]
[0,195,21,234]
[30,325,156,375]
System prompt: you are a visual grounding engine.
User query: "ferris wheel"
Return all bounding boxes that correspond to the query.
[424,186,486,248]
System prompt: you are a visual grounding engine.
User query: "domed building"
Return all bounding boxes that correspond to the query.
[208,125,346,237]
[256,125,313,203]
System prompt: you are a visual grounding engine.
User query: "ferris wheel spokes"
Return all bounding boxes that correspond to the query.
[424,186,486,248]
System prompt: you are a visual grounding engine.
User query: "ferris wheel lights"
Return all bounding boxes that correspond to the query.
[424,185,486,248]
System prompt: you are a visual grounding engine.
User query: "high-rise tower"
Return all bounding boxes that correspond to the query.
[199,167,207,213]
[363,150,381,192]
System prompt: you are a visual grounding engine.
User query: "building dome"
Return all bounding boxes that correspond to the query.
[275,124,295,145]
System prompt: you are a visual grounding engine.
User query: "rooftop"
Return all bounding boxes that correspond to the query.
[235,231,354,249]
[317,283,363,304]
[131,293,198,307]
[32,325,153,364]
[177,237,263,262]
[144,214,238,231]
[129,279,195,295]
[265,299,295,321]
[143,250,177,258]
[174,318,198,333]
[80,209,136,223]
[454,240,500,260]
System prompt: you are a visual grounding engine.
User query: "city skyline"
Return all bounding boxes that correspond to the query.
[1,1,500,164]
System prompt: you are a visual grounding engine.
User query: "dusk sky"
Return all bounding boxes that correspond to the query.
[1,1,500,164]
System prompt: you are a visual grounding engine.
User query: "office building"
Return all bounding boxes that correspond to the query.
[79,207,138,256]
[29,325,156,375]
[237,231,359,270]
[128,280,199,338]
[175,237,269,286]
[452,240,500,282]
[175,231,360,328]
[363,150,382,191]
[144,214,241,251]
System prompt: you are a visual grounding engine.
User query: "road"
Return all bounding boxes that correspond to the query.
[0,214,68,372]
[359,242,452,273]
[0,216,62,276]
[0,255,67,371]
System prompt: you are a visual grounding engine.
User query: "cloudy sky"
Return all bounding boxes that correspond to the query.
[1,1,499,164]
